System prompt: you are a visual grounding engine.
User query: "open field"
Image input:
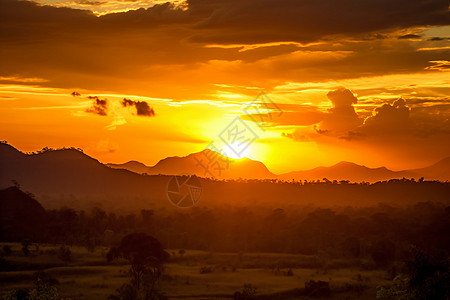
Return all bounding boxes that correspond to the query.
[0,243,391,299]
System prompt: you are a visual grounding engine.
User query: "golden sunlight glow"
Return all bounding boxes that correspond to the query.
[223,142,252,159]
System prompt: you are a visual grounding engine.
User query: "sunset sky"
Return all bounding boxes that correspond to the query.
[0,0,449,174]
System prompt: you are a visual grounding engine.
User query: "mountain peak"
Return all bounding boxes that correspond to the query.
[108,148,275,179]
[333,161,360,167]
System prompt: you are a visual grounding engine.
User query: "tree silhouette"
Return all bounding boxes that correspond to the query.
[377,247,450,299]
[107,233,169,291]
[405,248,450,300]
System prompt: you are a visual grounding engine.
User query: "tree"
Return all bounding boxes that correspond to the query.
[377,247,450,300]
[21,240,31,256]
[404,248,449,300]
[57,245,71,263]
[107,233,169,296]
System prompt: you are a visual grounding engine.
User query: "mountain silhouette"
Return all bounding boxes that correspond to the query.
[107,149,275,179]
[279,161,421,182]
[107,150,449,182]
[1,143,449,211]
[411,157,450,181]
[107,160,149,175]
[0,143,169,211]
[0,186,46,240]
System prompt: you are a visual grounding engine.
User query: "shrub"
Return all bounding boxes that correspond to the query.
[2,245,12,256]
[57,245,71,262]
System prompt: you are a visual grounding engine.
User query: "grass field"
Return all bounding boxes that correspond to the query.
[0,243,391,299]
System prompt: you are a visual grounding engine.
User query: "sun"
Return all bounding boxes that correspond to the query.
[223,142,251,159]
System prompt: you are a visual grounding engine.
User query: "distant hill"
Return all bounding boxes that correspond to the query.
[412,157,450,182]
[107,149,276,179]
[107,150,449,182]
[0,143,170,211]
[279,161,421,182]
[107,160,150,175]
[0,186,46,240]
[1,143,449,211]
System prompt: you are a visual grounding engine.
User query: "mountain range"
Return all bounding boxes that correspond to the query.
[0,143,169,210]
[1,142,449,210]
[107,149,275,180]
[107,150,450,183]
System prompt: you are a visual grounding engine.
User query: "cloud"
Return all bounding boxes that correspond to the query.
[121,98,155,116]
[318,88,362,134]
[0,76,49,84]
[188,0,449,44]
[345,98,450,139]
[428,37,450,41]
[398,34,421,39]
[86,96,108,116]
[279,88,362,141]
[241,102,324,127]
[0,0,449,100]
[359,98,410,133]
[105,114,127,130]
[281,130,312,142]
[425,60,450,71]
[282,88,450,144]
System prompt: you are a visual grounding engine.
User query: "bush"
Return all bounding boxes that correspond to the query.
[304,280,331,298]
[2,271,60,300]
[233,284,257,300]
[2,245,12,256]
[21,240,31,256]
[33,270,59,286]
[57,245,71,262]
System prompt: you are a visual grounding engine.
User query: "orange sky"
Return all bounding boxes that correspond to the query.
[0,0,449,173]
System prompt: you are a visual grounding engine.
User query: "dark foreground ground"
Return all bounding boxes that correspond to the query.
[0,243,391,299]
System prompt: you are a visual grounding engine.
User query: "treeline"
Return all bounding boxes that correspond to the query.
[1,186,449,268]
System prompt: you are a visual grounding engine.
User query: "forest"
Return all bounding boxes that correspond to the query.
[1,183,449,299]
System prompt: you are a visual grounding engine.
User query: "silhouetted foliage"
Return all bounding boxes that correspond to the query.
[107,233,168,294]
[57,245,71,262]
[233,284,257,300]
[2,245,12,256]
[1,185,449,271]
[2,271,60,300]
[21,240,31,256]
[304,280,331,298]
[377,247,450,299]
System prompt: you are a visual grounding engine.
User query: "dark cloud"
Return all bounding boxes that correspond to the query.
[121,98,155,116]
[327,88,358,107]
[1,0,448,45]
[347,98,450,139]
[318,88,362,133]
[361,98,411,133]
[73,0,107,6]
[426,60,450,71]
[428,37,450,41]
[188,0,449,44]
[0,0,449,97]
[280,88,362,141]
[71,91,81,97]
[86,96,108,116]
[398,34,422,39]
[283,90,450,143]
